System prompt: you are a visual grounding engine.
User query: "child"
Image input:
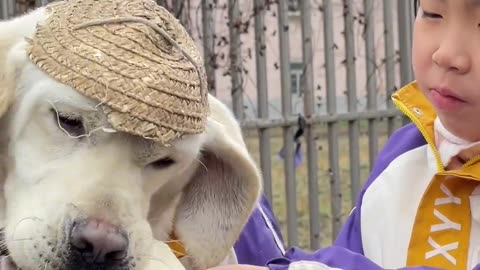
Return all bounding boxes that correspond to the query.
[210,0,480,269]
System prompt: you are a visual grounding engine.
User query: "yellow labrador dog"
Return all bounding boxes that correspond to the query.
[0,1,262,270]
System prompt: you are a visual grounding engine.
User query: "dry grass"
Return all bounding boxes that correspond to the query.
[243,119,405,250]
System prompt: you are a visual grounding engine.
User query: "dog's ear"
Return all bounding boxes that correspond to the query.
[0,7,48,228]
[174,95,262,269]
[0,34,22,232]
[0,7,47,117]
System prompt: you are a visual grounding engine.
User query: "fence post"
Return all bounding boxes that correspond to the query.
[299,0,320,250]
[383,0,396,136]
[228,0,243,120]
[322,0,342,240]
[156,0,167,6]
[174,0,191,34]
[0,0,8,19]
[201,0,216,95]
[278,0,298,248]
[363,0,379,171]
[36,0,50,7]
[342,0,361,209]
[398,0,414,87]
[398,0,415,125]
[254,0,273,204]
[5,0,15,18]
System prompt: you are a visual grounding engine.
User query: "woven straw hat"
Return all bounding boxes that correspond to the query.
[26,0,209,144]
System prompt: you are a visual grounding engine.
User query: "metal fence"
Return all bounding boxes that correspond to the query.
[233,0,415,250]
[1,0,417,251]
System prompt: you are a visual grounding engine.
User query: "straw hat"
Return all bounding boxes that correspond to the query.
[26,0,209,144]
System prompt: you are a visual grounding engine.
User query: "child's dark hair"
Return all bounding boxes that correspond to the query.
[414,0,419,15]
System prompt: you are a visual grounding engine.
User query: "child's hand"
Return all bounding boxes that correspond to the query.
[0,257,16,270]
[143,240,186,270]
[207,265,268,270]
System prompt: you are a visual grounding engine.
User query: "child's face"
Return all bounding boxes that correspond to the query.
[413,0,480,141]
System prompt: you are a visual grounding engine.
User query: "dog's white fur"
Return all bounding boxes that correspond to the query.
[0,6,262,270]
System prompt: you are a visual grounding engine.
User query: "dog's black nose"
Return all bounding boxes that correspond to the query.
[69,218,128,264]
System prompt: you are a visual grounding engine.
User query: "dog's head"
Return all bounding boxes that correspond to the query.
[0,4,262,270]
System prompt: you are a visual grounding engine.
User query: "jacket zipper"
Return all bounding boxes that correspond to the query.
[392,97,445,172]
[464,155,480,168]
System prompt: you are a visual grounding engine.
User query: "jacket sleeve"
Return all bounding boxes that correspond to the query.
[235,195,387,269]
[237,124,439,270]
[266,248,441,270]
[265,207,441,270]
[234,195,287,266]
[235,195,441,270]
[263,205,383,270]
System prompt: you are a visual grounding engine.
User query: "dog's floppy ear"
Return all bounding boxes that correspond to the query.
[174,95,262,269]
[0,7,47,117]
[0,32,24,231]
[0,7,48,228]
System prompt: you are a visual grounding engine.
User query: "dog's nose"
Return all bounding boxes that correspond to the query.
[69,219,128,264]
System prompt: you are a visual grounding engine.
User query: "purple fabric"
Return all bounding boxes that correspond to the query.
[278,143,304,169]
[334,123,427,253]
[235,123,440,270]
[234,196,285,266]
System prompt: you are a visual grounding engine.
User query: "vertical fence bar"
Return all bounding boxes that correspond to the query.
[322,0,342,239]
[299,0,320,250]
[156,0,167,6]
[398,0,414,87]
[175,0,190,34]
[254,0,273,204]
[202,0,217,95]
[0,0,8,19]
[364,0,378,170]
[383,0,396,136]
[228,0,244,120]
[343,0,361,207]
[36,0,49,7]
[9,0,15,17]
[398,0,415,125]
[278,0,298,248]
[4,0,14,18]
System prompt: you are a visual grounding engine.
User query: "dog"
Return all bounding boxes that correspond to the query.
[0,2,262,270]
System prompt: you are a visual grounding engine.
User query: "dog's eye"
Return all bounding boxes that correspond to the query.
[52,109,86,137]
[149,157,176,169]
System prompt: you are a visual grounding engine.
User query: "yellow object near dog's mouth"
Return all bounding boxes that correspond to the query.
[167,232,186,259]
[167,240,186,259]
